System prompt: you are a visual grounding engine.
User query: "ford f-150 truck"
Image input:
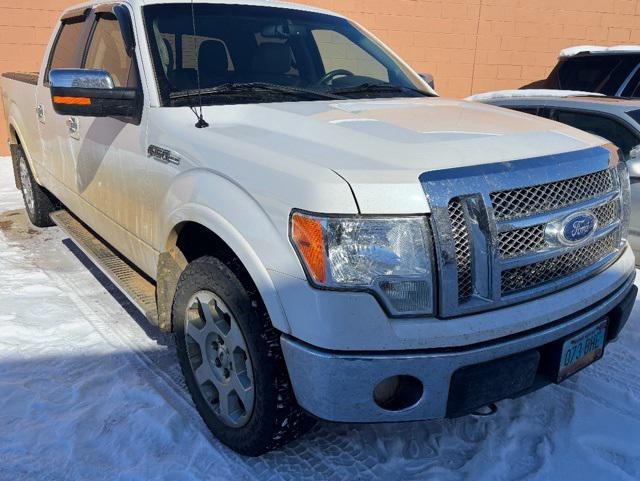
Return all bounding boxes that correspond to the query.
[1,0,638,456]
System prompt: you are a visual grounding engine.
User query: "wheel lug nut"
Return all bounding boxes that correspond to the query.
[215,358,221,367]
[224,368,230,377]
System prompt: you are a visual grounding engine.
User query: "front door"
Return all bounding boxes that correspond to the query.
[61,7,155,276]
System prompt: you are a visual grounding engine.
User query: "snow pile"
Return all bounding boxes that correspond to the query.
[0,156,639,481]
[560,45,640,57]
[466,89,605,102]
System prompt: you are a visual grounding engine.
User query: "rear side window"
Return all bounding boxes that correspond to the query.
[84,14,137,88]
[622,68,640,98]
[47,18,86,79]
[553,109,640,157]
[627,109,640,124]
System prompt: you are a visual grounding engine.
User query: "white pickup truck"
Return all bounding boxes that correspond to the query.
[1,0,637,456]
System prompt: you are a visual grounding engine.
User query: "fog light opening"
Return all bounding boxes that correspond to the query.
[373,375,424,412]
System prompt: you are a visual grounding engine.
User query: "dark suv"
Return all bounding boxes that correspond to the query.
[524,48,640,98]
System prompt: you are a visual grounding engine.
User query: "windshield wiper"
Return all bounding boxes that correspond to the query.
[170,82,344,101]
[330,83,433,97]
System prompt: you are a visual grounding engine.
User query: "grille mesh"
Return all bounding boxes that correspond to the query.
[593,199,619,227]
[499,224,546,258]
[448,199,473,302]
[501,233,617,295]
[491,170,614,221]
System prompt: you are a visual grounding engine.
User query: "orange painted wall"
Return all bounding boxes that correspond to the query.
[2,0,640,155]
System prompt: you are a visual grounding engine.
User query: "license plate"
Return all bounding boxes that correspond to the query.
[557,320,607,382]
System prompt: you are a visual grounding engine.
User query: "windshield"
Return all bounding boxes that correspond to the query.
[143,4,431,106]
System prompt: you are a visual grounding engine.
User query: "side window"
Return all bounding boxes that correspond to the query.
[623,66,640,98]
[537,108,553,119]
[510,107,539,116]
[47,18,86,81]
[84,14,136,88]
[557,56,639,95]
[553,110,640,158]
[312,30,388,82]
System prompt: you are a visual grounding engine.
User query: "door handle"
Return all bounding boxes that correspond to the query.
[67,117,80,139]
[36,104,45,123]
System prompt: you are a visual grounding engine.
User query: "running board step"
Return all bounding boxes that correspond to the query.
[50,210,159,324]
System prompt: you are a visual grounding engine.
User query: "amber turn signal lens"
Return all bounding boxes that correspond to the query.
[291,213,326,284]
[53,96,92,106]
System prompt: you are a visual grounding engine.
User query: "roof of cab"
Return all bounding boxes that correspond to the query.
[559,45,640,58]
[63,0,340,18]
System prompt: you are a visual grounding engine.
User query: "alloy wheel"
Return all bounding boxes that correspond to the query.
[184,291,255,428]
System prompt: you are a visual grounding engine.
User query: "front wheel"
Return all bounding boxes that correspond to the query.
[173,256,313,456]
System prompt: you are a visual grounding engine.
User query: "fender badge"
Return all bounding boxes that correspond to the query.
[148,145,180,165]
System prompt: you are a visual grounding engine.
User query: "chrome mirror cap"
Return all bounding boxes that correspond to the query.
[49,68,115,89]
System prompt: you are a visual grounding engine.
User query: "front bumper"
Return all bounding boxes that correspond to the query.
[281,272,636,423]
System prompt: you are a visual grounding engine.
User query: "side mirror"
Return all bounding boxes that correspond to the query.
[49,68,139,119]
[419,73,435,90]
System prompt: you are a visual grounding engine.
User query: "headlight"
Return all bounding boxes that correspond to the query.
[290,211,435,316]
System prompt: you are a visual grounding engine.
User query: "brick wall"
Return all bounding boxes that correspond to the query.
[2,0,640,155]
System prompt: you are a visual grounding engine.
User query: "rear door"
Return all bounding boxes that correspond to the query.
[36,12,91,189]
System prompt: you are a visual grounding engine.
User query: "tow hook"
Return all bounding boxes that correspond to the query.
[471,403,498,417]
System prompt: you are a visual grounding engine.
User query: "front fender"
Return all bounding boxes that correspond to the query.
[160,171,304,334]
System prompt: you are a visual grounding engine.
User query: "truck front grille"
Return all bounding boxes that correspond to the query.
[490,169,614,221]
[501,232,618,294]
[421,147,626,317]
[497,197,620,260]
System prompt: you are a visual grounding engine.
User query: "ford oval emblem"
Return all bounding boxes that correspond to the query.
[560,212,598,244]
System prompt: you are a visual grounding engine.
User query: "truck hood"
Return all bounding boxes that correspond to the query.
[189,97,606,213]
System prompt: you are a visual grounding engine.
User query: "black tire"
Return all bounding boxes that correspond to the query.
[15,145,57,227]
[173,256,313,456]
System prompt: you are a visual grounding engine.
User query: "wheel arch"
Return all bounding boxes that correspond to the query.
[156,214,291,335]
[7,106,40,187]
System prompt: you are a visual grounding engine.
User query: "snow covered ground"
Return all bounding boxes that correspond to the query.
[0,157,640,481]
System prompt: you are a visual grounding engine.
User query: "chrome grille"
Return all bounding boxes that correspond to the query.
[499,224,546,258]
[490,170,614,221]
[501,233,618,294]
[498,198,620,260]
[422,147,625,317]
[448,199,473,301]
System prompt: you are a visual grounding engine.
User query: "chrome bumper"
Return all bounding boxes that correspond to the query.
[281,272,636,423]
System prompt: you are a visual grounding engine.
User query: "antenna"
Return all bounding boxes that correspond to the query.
[190,0,209,128]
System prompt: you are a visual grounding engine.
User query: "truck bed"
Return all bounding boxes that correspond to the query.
[1,71,41,186]
[1,72,38,85]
